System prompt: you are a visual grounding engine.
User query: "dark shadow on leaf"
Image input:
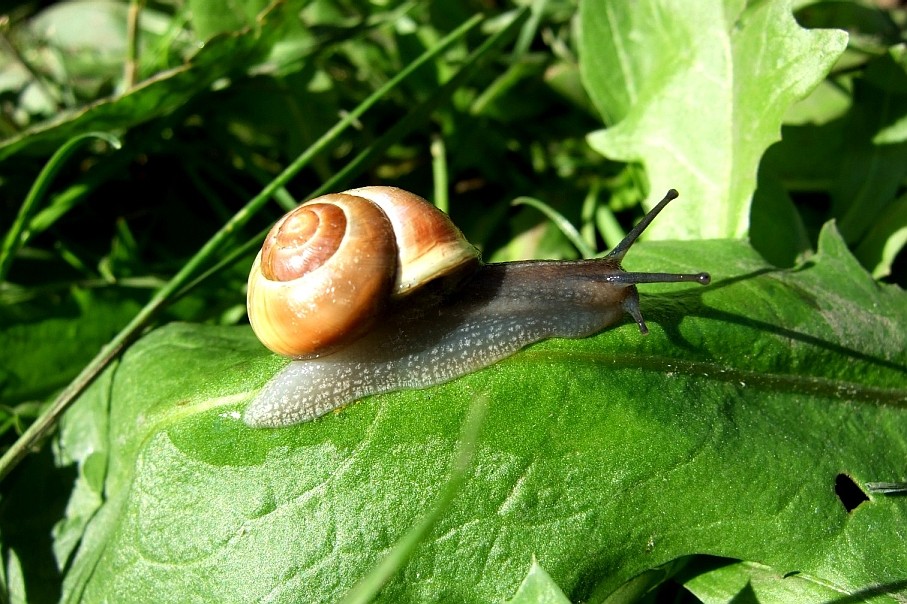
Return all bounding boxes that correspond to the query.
[675,303,906,377]
[635,270,906,405]
[825,580,907,603]
[639,267,778,354]
[729,581,760,604]
[574,553,695,602]
[671,554,742,585]
[673,555,907,603]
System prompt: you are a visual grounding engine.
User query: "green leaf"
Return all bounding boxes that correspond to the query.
[749,170,811,268]
[2,546,27,604]
[832,52,907,244]
[0,288,141,406]
[337,396,485,604]
[51,365,114,573]
[579,0,848,239]
[506,558,571,604]
[187,0,271,41]
[58,232,906,602]
[854,193,907,279]
[681,558,884,603]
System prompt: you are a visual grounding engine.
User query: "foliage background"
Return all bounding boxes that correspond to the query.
[0,0,905,602]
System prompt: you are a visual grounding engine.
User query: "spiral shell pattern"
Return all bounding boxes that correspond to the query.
[247,187,480,358]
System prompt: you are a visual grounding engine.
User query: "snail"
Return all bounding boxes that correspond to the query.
[244,186,710,428]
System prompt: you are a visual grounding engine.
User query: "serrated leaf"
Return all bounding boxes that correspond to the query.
[61,233,905,603]
[579,0,848,239]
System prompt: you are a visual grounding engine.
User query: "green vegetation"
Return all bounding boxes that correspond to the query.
[0,0,905,602]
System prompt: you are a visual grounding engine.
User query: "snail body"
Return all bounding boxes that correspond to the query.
[245,186,709,428]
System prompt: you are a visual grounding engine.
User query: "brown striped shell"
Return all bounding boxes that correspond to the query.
[247,187,481,358]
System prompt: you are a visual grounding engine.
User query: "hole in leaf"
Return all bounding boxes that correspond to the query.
[835,473,869,512]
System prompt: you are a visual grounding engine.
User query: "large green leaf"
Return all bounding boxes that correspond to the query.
[579,0,848,239]
[55,228,906,602]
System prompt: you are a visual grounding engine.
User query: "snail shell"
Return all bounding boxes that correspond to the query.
[245,186,709,428]
[247,187,480,358]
